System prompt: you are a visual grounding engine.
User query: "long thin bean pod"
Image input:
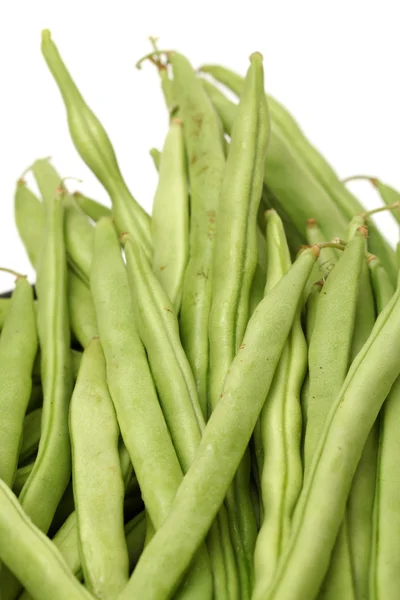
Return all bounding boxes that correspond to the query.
[169,51,225,417]
[91,217,212,600]
[151,118,189,312]
[253,210,306,596]
[117,246,318,600]
[207,53,269,596]
[70,338,128,598]
[0,278,37,487]
[41,30,152,256]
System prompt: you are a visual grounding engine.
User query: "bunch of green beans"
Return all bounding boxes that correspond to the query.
[1,29,400,600]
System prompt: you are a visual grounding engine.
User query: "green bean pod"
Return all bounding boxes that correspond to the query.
[253,210,306,596]
[368,254,395,313]
[206,53,269,595]
[0,480,93,600]
[117,246,318,600]
[19,408,42,466]
[41,30,152,257]
[0,278,37,487]
[123,234,237,600]
[169,51,226,417]
[344,228,378,600]
[91,217,212,600]
[73,192,111,222]
[14,180,46,269]
[200,64,397,283]
[0,192,74,600]
[201,79,348,242]
[68,271,98,349]
[260,274,400,600]
[303,228,367,471]
[70,337,128,598]
[14,177,97,349]
[151,118,189,312]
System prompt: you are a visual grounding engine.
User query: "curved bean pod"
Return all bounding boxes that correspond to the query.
[70,337,128,598]
[260,270,400,600]
[303,228,367,471]
[41,30,151,257]
[117,246,318,600]
[0,480,94,600]
[207,54,269,595]
[91,217,212,600]
[344,231,378,600]
[169,51,225,417]
[151,119,189,312]
[0,277,37,487]
[149,148,161,172]
[32,158,94,285]
[253,210,306,596]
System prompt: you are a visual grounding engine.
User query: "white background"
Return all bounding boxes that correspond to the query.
[1,0,399,292]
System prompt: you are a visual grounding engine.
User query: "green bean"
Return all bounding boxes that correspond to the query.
[149,148,161,172]
[260,273,400,600]
[201,79,349,242]
[91,217,212,600]
[70,337,128,598]
[19,408,42,466]
[73,192,111,222]
[368,254,395,313]
[317,518,355,600]
[151,118,189,312]
[169,51,226,418]
[343,226,378,600]
[303,228,367,471]
[123,233,236,599]
[14,180,46,269]
[68,272,98,349]
[0,277,37,487]
[31,158,94,285]
[17,181,72,527]
[41,30,152,257]
[300,282,323,431]
[14,171,97,350]
[206,54,269,595]
[0,480,94,600]
[253,210,307,596]
[117,246,318,600]
[200,65,397,283]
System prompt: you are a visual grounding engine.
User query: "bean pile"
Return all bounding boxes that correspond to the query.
[0,29,400,600]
